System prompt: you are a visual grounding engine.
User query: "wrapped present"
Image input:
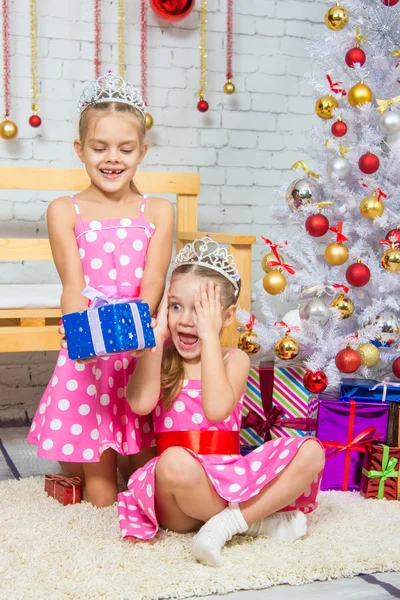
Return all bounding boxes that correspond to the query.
[340,377,400,403]
[62,287,155,360]
[317,399,389,491]
[240,362,318,446]
[44,473,82,505]
[360,444,399,500]
[387,402,400,447]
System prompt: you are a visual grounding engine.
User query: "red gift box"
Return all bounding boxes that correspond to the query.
[360,444,400,500]
[44,473,82,505]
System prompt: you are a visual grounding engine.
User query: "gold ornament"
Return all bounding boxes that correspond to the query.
[0,117,18,140]
[357,343,380,367]
[145,113,154,130]
[263,271,286,295]
[237,330,260,354]
[118,0,125,76]
[261,251,283,273]
[329,292,354,319]
[359,194,384,220]
[381,246,400,272]
[315,95,339,119]
[348,82,373,107]
[223,80,235,94]
[325,4,349,30]
[275,333,299,361]
[324,242,349,266]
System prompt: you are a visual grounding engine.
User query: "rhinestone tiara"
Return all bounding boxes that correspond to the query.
[174,236,241,295]
[77,70,146,118]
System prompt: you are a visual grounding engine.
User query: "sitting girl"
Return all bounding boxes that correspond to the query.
[118,237,325,566]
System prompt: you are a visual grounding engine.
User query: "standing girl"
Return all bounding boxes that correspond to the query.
[28,71,174,507]
[118,237,325,567]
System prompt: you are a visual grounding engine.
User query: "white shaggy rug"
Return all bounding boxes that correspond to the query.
[1,477,399,600]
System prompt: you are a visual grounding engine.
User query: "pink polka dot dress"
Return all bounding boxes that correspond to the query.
[117,377,323,540]
[27,196,155,462]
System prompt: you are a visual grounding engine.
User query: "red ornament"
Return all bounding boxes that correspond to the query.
[381,0,399,5]
[358,152,380,175]
[197,99,209,112]
[149,0,195,21]
[392,357,400,379]
[335,347,361,373]
[303,370,328,393]
[331,120,348,137]
[345,261,371,287]
[345,47,366,68]
[386,227,400,245]
[305,214,330,237]
[29,114,41,128]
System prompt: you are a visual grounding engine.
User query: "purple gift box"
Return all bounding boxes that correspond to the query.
[317,399,389,491]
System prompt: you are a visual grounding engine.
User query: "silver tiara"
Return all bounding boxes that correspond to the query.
[174,236,241,295]
[77,70,146,118]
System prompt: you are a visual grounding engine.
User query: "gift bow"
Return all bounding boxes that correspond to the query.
[329,221,348,243]
[82,285,140,308]
[261,241,296,275]
[291,160,320,179]
[326,74,347,96]
[369,378,400,403]
[322,426,379,458]
[362,445,399,499]
[376,96,400,114]
[242,407,317,442]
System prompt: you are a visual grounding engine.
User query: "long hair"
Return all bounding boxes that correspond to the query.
[78,102,146,195]
[160,264,241,410]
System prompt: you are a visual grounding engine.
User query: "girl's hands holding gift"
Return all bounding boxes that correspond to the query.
[154,289,170,344]
[58,324,97,364]
[195,281,223,341]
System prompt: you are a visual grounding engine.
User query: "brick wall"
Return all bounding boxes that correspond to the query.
[0,0,326,422]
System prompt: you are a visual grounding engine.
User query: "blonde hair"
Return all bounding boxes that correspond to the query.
[78,102,146,195]
[160,264,241,410]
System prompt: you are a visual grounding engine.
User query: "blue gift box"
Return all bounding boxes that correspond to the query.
[340,378,400,404]
[62,300,155,360]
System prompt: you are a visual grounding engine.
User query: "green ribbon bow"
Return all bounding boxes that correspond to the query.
[362,444,399,499]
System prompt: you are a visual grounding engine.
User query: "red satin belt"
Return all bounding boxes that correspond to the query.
[156,430,240,456]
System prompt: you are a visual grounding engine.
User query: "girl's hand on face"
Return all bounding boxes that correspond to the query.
[195,281,223,340]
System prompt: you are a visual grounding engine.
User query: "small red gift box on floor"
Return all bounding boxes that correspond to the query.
[44,473,82,505]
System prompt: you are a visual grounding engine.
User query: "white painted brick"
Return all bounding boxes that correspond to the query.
[222,111,276,132]
[200,130,228,148]
[276,1,325,22]
[12,35,48,57]
[148,67,187,89]
[277,113,315,133]
[50,38,80,59]
[226,169,253,187]
[0,202,13,220]
[198,204,224,226]
[286,56,312,77]
[199,167,226,186]
[247,74,299,96]
[258,57,286,76]
[168,129,198,148]
[253,169,283,187]
[148,147,217,167]
[221,187,273,206]
[272,150,304,169]
[288,95,315,114]
[256,19,285,37]
[218,149,272,169]
[80,41,113,63]
[235,35,279,57]
[13,202,47,222]
[280,37,309,58]
[235,0,275,17]
[229,131,257,149]
[285,20,312,39]
[258,133,285,151]
[224,206,253,224]
[252,93,288,113]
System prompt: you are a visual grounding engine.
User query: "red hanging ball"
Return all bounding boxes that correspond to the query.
[381,0,399,5]
[331,120,348,137]
[303,370,328,393]
[386,227,400,245]
[197,99,209,113]
[345,47,366,68]
[393,356,400,379]
[345,262,371,287]
[149,0,195,22]
[29,114,42,128]
[358,152,380,175]
[305,214,330,237]
[335,347,361,373]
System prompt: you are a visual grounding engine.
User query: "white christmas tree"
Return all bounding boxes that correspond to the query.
[238,0,400,393]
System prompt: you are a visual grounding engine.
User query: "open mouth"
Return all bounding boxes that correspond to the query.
[178,333,199,350]
[100,169,124,180]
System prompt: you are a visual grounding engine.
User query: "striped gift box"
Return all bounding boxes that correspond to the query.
[241,367,265,446]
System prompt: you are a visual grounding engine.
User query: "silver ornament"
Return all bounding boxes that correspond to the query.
[286,178,322,212]
[379,110,400,136]
[327,156,351,180]
[370,311,400,348]
[299,297,330,326]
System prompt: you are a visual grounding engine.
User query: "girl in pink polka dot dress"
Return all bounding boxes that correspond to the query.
[27,72,174,507]
[118,237,325,567]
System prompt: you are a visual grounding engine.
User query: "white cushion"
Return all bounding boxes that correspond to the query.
[0,284,62,309]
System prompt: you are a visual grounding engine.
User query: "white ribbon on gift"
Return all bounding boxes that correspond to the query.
[369,377,400,403]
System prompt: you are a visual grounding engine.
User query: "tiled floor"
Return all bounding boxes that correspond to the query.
[1,426,400,600]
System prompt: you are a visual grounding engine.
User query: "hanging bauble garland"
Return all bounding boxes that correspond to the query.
[223,0,235,95]
[118,0,125,77]
[393,357,400,379]
[261,238,295,296]
[197,0,209,112]
[303,370,328,393]
[150,0,195,21]
[331,118,348,137]
[324,221,349,266]
[94,0,101,78]
[329,290,354,319]
[0,0,18,140]
[345,259,371,287]
[348,81,373,107]
[357,343,380,367]
[345,25,366,69]
[305,213,330,237]
[380,240,400,272]
[29,0,41,128]
[141,0,153,129]
[335,344,361,373]
[359,152,380,175]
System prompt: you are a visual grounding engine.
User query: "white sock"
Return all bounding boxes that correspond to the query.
[192,503,248,567]
[245,510,307,541]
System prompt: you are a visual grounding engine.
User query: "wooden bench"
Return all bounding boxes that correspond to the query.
[0,167,255,351]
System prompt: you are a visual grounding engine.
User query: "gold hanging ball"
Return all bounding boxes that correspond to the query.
[275,333,299,361]
[315,95,339,119]
[324,242,349,266]
[381,247,400,272]
[263,271,287,295]
[237,330,260,354]
[329,292,354,319]
[0,117,18,140]
[357,343,380,367]
[348,82,373,108]
[145,113,154,130]
[223,80,235,95]
[325,4,349,30]
[261,251,284,273]
[360,195,384,220]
